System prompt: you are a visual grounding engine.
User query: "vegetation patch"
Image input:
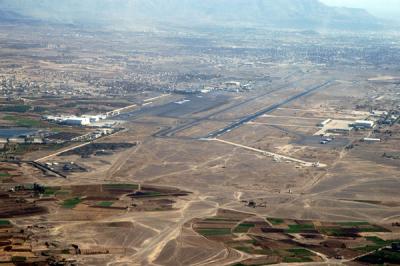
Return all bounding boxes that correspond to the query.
[355,237,400,252]
[97,201,114,207]
[285,223,315,233]
[3,115,42,127]
[103,183,139,190]
[55,190,70,195]
[0,105,30,113]
[62,197,82,209]
[358,249,400,265]
[366,236,388,246]
[0,220,11,226]
[268,218,284,225]
[234,223,255,233]
[11,256,27,263]
[43,187,61,196]
[337,221,370,226]
[32,106,48,113]
[198,228,232,236]
[358,225,389,233]
[0,172,11,178]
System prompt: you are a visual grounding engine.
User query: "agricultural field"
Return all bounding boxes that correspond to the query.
[192,209,400,265]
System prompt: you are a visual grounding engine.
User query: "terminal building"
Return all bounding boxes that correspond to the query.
[63,117,90,126]
[44,115,91,126]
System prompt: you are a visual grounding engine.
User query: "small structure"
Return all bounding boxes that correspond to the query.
[362,138,381,143]
[318,119,332,127]
[225,81,241,87]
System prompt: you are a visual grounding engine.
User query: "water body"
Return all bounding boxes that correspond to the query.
[0,128,38,138]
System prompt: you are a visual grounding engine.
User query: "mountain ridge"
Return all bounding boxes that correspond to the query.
[0,0,382,30]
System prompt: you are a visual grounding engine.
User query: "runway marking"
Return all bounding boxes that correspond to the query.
[248,122,318,128]
[143,94,170,102]
[260,114,323,121]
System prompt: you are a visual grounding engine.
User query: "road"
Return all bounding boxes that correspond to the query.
[35,141,92,162]
[209,138,326,167]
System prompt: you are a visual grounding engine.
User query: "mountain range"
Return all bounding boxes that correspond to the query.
[0,0,383,30]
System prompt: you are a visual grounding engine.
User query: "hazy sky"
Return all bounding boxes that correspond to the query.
[321,0,400,20]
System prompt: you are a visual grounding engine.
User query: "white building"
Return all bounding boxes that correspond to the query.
[363,138,381,143]
[8,137,26,144]
[63,117,90,126]
[82,115,106,123]
[225,81,241,87]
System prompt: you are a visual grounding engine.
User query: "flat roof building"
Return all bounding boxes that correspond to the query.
[63,117,90,126]
[353,120,374,129]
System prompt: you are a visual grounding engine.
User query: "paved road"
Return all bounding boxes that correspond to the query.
[209,138,326,167]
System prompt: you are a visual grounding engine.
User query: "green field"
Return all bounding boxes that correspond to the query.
[0,220,11,226]
[62,197,82,208]
[11,256,27,263]
[355,237,400,253]
[0,172,10,178]
[55,190,70,195]
[104,184,139,190]
[3,115,42,127]
[234,223,255,233]
[143,191,163,197]
[285,223,315,233]
[43,187,61,196]
[97,201,114,207]
[198,228,232,236]
[0,105,30,113]
[268,218,284,225]
[317,224,387,237]
[32,106,48,113]
[358,225,389,233]
[337,221,370,226]
[287,248,314,257]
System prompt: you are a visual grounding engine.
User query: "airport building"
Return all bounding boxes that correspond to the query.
[362,137,381,143]
[353,120,374,129]
[44,115,91,126]
[63,117,91,126]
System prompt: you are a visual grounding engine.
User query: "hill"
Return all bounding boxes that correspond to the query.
[0,0,382,30]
